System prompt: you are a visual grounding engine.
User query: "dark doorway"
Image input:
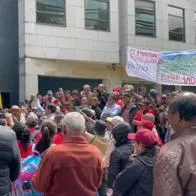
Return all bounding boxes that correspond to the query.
[162,85,175,94]
[1,92,10,108]
[38,76,102,95]
[182,86,196,93]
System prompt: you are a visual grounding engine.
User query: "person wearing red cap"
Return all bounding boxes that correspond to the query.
[113,129,158,196]
[135,113,163,147]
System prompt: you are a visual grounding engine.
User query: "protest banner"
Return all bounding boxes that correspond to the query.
[157,51,196,86]
[126,47,159,83]
[126,47,196,86]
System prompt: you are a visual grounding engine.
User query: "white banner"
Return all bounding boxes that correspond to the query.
[126,47,196,86]
[126,47,159,83]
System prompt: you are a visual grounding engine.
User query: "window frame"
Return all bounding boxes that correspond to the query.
[168,5,185,42]
[84,0,110,32]
[36,0,66,27]
[135,0,156,37]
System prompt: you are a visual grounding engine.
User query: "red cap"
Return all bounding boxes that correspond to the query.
[135,120,154,130]
[113,87,121,94]
[128,129,158,147]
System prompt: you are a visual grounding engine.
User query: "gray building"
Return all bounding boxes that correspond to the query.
[0,0,19,106]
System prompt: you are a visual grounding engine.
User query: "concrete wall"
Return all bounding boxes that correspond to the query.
[23,58,123,100]
[0,0,19,105]
[20,0,119,63]
[119,0,196,66]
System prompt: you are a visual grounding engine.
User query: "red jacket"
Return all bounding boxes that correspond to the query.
[33,136,103,196]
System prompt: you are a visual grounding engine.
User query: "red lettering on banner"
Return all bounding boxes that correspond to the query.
[184,77,196,84]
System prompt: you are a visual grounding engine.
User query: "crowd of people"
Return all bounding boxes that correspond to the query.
[0,83,196,196]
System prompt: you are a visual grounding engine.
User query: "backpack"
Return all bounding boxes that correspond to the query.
[13,154,44,196]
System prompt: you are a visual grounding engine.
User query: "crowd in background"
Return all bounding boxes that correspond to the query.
[0,83,195,196]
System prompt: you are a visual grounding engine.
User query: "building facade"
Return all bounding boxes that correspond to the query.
[17,0,196,103]
[0,0,19,106]
[119,0,196,92]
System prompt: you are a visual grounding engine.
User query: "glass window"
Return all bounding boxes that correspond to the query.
[36,0,65,26]
[135,0,156,37]
[168,6,185,42]
[85,0,110,31]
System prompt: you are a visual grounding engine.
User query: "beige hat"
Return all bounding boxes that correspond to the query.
[125,85,134,92]
[106,116,124,127]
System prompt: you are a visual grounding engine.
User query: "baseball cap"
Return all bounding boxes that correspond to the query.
[135,120,154,130]
[128,129,158,147]
[125,85,134,92]
[113,86,121,94]
[106,116,124,127]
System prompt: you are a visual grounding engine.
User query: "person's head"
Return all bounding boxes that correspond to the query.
[55,92,60,99]
[113,86,121,95]
[89,96,99,107]
[12,122,30,147]
[47,90,53,100]
[27,112,38,128]
[61,112,86,136]
[137,100,149,112]
[107,93,117,105]
[64,90,71,98]
[35,120,57,154]
[94,120,107,137]
[124,85,134,94]
[81,108,95,119]
[45,104,56,116]
[83,84,91,94]
[59,91,65,100]
[72,89,80,99]
[92,87,99,97]
[54,113,65,132]
[167,92,196,133]
[106,116,125,131]
[128,129,158,155]
[81,96,88,106]
[123,93,132,105]
[112,123,131,147]
[98,84,105,94]
[30,95,36,101]
[0,118,6,126]
[12,122,27,140]
[0,112,7,126]
[138,87,146,97]
[149,89,159,102]
[58,88,63,93]
[142,113,155,123]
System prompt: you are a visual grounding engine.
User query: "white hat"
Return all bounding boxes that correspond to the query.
[106,116,124,127]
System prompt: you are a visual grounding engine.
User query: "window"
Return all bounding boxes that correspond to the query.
[168,6,185,42]
[85,0,110,31]
[36,0,65,26]
[135,0,156,37]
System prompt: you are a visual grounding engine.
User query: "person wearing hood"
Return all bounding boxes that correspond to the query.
[107,123,134,192]
[113,129,158,196]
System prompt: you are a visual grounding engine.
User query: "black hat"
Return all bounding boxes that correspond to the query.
[112,123,131,144]
[94,120,106,136]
